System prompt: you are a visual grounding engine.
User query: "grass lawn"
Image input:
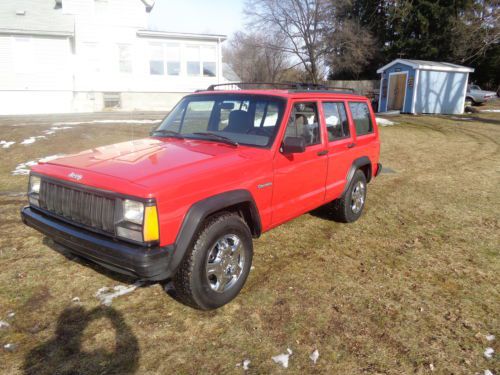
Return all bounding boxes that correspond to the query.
[0,104,498,374]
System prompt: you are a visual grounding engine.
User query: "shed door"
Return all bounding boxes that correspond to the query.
[387,72,407,111]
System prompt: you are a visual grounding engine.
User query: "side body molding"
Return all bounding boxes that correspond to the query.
[167,190,262,275]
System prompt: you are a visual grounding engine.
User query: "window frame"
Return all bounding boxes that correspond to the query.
[148,42,181,76]
[117,43,133,74]
[321,101,351,142]
[284,101,322,148]
[347,101,374,137]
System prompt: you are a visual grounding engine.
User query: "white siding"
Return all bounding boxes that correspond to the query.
[0,35,72,91]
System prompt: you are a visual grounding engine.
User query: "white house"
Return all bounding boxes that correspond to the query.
[0,0,231,115]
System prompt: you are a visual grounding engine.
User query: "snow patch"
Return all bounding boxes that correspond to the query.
[95,281,144,306]
[42,126,73,135]
[12,160,38,175]
[0,320,10,329]
[310,349,319,364]
[72,297,80,303]
[20,136,46,145]
[376,117,398,126]
[7,312,15,319]
[0,141,15,149]
[3,343,16,352]
[53,119,161,126]
[243,359,250,370]
[486,334,495,341]
[484,347,494,359]
[484,370,494,375]
[429,363,435,371]
[11,154,65,176]
[481,109,500,113]
[272,348,292,368]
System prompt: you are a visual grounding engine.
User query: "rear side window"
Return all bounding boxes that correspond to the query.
[323,102,349,141]
[349,102,373,136]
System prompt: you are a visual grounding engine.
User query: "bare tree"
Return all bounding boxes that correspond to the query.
[245,0,330,83]
[326,19,376,79]
[223,31,293,82]
[452,0,500,63]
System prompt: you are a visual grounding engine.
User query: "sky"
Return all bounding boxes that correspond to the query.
[148,0,246,37]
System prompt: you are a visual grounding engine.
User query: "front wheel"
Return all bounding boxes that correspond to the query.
[331,169,367,223]
[172,212,253,310]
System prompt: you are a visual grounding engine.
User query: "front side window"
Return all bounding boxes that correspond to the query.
[323,102,349,141]
[284,102,321,146]
[154,94,286,147]
[349,102,373,136]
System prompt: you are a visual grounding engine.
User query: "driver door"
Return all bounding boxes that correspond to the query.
[271,101,328,225]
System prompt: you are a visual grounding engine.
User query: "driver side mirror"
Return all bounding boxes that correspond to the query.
[282,136,306,154]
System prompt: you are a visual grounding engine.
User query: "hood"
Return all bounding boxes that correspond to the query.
[38,138,261,186]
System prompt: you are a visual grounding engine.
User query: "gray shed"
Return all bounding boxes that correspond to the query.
[377,59,474,115]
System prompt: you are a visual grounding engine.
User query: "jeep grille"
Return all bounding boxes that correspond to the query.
[39,179,116,234]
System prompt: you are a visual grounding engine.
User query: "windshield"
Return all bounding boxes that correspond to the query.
[153,94,286,147]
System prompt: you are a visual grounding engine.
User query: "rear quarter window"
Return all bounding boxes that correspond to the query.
[348,102,373,136]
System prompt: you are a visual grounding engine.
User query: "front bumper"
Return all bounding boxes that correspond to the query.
[21,206,173,281]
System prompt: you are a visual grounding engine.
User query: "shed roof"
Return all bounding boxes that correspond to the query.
[377,59,474,74]
[0,0,74,37]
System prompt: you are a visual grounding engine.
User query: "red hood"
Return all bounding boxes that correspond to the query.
[34,138,266,190]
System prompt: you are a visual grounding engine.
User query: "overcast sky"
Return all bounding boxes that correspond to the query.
[148,0,246,37]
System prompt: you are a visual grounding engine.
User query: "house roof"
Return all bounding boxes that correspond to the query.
[222,63,240,82]
[0,0,75,37]
[377,59,474,74]
[137,29,227,41]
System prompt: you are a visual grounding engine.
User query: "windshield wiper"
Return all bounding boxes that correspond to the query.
[190,132,238,146]
[150,129,184,138]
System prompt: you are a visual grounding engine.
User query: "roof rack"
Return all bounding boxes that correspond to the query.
[205,82,355,93]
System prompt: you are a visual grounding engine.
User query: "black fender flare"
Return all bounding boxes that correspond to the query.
[167,190,261,275]
[341,156,372,196]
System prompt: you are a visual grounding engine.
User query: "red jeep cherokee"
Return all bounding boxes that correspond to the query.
[21,83,381,310]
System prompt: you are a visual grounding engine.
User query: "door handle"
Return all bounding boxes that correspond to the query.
[317,150,328,156]
[347,143,356,149]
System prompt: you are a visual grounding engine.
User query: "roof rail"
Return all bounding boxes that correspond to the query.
[205,82,355,93]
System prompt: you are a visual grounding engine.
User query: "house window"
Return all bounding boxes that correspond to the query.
[201,46,216,77]
[118,44,132,74]
[186,45,217,77]
[186,46,200,76]
[165,44,180,76]
[103,92,121,109]
[149,43,181,76]
[149,42,164,75]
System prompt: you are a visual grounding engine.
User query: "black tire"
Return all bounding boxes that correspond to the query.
[171,212,253,310]
[331,169,367,223]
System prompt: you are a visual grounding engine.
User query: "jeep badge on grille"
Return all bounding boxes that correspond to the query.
[68,172,83,181]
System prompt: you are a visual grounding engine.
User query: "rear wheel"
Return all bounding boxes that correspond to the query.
[172,212,253,310]
[331,169,367,223]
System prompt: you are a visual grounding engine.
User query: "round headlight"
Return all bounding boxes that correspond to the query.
[123,199,144,225]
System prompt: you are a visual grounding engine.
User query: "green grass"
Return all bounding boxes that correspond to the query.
[0,105,498,374]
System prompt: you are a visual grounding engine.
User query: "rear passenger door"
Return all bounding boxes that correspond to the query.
[321,101,356,201]
[347,101,378,173]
